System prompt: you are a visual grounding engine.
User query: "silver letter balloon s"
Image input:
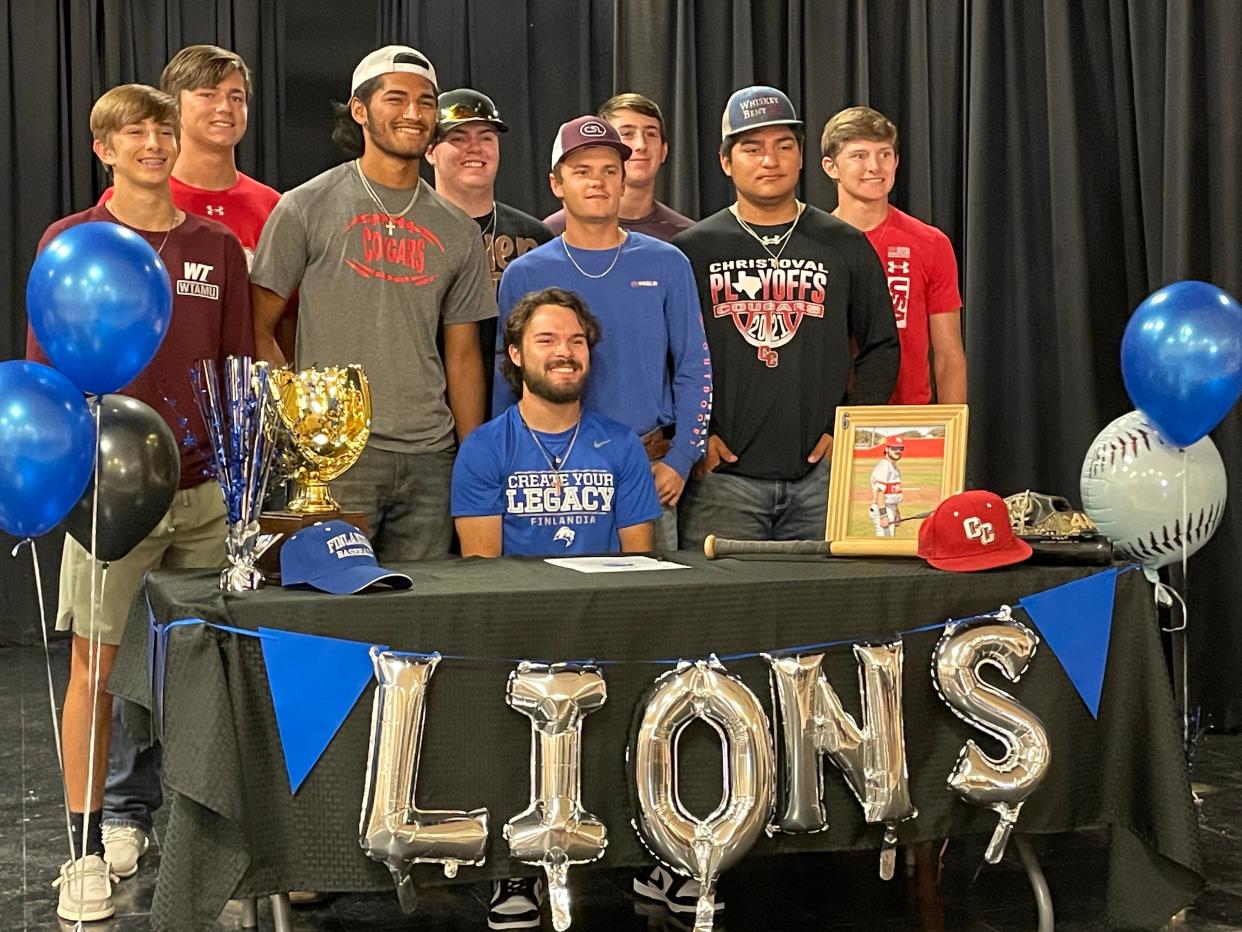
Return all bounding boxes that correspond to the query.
[933,614,1051,863]
[630,658,775,932]
[764,642,916,879]
[359,650,490,912]
[504,663,608,931]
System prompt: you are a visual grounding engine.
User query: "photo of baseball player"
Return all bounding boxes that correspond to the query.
[870,435,905,536]
[848,427,946,539]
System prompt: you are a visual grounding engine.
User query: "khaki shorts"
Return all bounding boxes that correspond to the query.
[57,482,227,645]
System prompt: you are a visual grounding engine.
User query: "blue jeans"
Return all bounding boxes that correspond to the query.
[103,701,161,831]
[679,458,830,549]
[654,504,679,552]
[330,446,455,562]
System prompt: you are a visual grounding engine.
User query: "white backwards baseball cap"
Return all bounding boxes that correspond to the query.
[351,45,438,98]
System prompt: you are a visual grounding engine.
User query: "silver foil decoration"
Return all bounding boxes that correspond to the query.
[764,642,917,879]
[932,611,1051,863]
[359,650,490,913]
[630,657,775,932]
[189,356,279,590]
[504,663,608,931]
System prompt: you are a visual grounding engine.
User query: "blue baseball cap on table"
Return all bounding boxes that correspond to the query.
[280,520,412,594]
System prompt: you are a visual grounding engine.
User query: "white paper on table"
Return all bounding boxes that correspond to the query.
[542,555,690,573]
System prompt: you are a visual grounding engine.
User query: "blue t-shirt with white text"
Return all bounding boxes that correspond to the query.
[451,406,661,556]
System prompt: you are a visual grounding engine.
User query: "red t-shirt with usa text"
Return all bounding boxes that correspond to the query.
[864,206,962,405]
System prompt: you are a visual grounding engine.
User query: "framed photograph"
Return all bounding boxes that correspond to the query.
[825,404,969,556]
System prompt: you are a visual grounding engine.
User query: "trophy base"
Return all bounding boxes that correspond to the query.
[257,510,373,582]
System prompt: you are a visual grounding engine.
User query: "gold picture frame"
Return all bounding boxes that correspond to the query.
[825,404,969,556]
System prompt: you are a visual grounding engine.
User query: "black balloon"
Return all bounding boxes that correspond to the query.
[66,395,181,563]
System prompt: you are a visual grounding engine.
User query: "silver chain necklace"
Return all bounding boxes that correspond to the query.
[354,159,420,236]
[105,201,177,255]
[730,200,805,262]
[521,411,582,491]
[561,230,627,279]
[479,204,497,239]
[480,204,499,268]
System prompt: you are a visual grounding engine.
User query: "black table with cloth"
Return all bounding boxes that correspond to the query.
[110,554,1203,931]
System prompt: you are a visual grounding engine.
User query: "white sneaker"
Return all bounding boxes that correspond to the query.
[488,876,544,929]
[54,855,116,922]
[633,864,725,915]
[102,823,150,878]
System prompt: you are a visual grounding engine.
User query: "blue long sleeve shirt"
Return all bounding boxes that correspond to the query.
[494,232,711,479]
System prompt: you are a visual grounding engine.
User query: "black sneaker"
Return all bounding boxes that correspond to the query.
[632,865,725,915]
[488,876,544,930]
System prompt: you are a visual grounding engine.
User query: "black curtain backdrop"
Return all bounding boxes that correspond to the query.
[616,0,1241,729]
[1,1,1238,728]
[0,0,612,645]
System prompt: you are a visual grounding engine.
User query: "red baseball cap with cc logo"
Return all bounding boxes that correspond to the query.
[917,490,1033,572]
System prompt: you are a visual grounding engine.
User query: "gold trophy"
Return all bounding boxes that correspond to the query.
[258,365,372,576]
[270,364,372,512]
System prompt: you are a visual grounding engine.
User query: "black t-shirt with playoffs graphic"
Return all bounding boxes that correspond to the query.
[673,205,898,481]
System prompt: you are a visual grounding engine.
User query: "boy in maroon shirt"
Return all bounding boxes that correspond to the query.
[26,83,251,922]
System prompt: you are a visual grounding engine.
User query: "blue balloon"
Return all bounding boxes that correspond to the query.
[1121,280,1242,447]
[26,221,173,395]
[0,361,96,538]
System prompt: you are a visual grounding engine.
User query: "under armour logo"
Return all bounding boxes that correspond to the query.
[963,517,995,545]
[887,260,909,275]
[553,526,576,547]
[206,205,224,216]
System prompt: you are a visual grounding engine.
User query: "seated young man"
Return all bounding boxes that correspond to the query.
[451,285,659,929]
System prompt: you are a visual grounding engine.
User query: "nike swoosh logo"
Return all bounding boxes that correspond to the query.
[593,439,610,448]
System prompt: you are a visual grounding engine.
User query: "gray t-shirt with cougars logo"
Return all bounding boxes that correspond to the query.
[251,162,496,453]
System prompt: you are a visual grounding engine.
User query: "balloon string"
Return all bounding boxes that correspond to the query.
[157,608,1014,667]
[11,539,78,883]
[1180,449,1190,749]
[78,399,104,917]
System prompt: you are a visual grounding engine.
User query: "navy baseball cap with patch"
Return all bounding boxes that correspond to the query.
[721,85,803,140]
[280,520,413,594]
[550,115,632,170]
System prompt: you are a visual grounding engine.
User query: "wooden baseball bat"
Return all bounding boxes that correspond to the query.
[703,510,937,560]
[704,535,833,558]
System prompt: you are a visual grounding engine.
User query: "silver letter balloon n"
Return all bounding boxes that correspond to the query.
[764,643,916,879]
[359,649,489,912]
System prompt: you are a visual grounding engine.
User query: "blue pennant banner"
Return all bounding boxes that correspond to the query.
[1019,567,1118,719]
[259,627,387,792]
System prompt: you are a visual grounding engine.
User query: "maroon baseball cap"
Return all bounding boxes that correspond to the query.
[550,115,632,170]
[917,490,1033,572]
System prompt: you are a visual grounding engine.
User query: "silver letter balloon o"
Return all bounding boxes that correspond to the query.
[630,658,775,932]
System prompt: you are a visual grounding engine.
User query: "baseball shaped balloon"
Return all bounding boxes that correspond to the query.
[1080,411,1227,570]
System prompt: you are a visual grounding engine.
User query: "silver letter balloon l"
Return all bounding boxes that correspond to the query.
[764,642,917,879]
[504,663,608,931]
[359,649,490,912]
[631,657,775,932]
[933,614,1051,863]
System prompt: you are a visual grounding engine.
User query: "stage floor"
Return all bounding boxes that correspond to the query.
[5,639,1239,931]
